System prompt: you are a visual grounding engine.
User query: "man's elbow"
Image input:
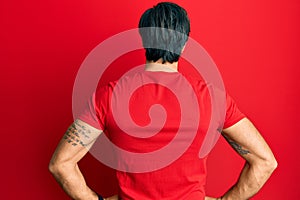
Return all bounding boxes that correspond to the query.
[48,160,70,177]
[262,156,278,175]
[48,160,60,175]
[269,157,278,171]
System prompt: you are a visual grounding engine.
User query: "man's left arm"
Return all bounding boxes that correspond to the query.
[49,119,117,200]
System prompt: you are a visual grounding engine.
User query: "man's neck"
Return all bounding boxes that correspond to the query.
[145,59,178,72]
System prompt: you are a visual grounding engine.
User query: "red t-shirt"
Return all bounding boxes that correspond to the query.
[79,70,245,200]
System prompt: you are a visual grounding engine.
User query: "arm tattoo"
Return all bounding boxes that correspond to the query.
[223,135,251,155]
[63,120,93,147]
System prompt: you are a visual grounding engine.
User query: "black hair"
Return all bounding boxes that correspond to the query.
[138,2,190,63]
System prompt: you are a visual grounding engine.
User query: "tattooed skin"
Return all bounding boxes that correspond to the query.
[223,134,250,155]
[63,120,93,147]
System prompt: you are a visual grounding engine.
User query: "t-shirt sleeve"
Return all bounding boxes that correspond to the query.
[77,86,108,130]
[223,93,245,129]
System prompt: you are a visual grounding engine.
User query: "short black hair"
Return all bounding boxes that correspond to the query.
[138,2,190,63]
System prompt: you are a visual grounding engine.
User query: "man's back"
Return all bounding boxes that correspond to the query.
[90,70,244,199]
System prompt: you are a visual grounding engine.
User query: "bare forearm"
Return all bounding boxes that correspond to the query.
[49,163,97,200]
[220,118,278,199]
[222,161,276,200]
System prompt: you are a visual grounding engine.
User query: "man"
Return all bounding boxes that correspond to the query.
[49,2,277,200]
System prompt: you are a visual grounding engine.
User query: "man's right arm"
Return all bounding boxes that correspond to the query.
[220,118,277,199]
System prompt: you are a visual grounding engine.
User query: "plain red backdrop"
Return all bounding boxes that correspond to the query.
[1,0,299,199]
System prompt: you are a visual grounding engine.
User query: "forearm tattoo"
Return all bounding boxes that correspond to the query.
[63,120,92,147]
[223,135,250,155]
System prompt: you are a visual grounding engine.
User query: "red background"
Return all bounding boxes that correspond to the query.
[1,0,299,199]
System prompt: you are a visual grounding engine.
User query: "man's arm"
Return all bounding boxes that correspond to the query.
[219,118,277,200]
[49,119,116,200]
